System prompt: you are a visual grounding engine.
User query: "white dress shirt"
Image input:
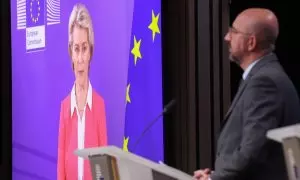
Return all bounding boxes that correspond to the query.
[242,53,273,80]
[242,60,259,80]
[71,81,93,180]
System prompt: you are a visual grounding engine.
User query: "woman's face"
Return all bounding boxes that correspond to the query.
[71,25,91,85]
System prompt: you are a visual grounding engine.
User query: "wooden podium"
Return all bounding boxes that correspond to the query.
[74,146,193,180]
[267,124,300,180]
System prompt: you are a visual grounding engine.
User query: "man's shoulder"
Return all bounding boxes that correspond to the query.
[257,59,283,73]
[252,60,288,83]
[250,60,299,102]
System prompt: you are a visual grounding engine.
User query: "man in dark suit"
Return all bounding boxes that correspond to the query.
[194,8,300,180]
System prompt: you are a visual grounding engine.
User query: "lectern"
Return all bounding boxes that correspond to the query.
[74,146,193,180]
[267,124,300,180]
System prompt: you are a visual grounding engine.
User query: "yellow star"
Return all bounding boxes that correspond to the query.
[126,84,131,104]
[123,137,129,152]
[148,10,160,42]
[131,36,142,66]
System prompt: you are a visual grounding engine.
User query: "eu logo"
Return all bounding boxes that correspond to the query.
[25,0,46,52]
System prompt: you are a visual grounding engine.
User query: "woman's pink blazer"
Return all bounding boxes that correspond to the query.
[57,89,107,180]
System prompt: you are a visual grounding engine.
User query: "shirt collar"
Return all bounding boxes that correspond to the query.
[242,53,273,80]
[242,60,259,80]
[71,81,93,116]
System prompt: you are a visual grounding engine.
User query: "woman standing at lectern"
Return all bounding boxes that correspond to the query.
[57,3,107,180]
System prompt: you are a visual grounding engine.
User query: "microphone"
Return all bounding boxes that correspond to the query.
[131,99,176,152]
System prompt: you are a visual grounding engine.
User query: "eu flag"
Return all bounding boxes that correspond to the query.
[123,0,163,163]
[26,0,45,27]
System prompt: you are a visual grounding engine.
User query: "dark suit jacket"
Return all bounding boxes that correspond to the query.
[211,53,300,180]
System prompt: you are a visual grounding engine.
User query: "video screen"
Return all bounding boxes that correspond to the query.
[11,0,162,179]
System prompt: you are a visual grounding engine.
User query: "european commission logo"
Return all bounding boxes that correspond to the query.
[16,0,60,52]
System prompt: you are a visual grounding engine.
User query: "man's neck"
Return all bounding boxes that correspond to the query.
[240,51,270,70]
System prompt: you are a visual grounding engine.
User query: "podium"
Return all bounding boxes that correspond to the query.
[266,124,300,180]
[74,146,193,180]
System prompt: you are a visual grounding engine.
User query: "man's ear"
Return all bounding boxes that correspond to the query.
[248,35,257,51]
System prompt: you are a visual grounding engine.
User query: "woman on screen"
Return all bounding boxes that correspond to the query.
[57,3,107,180]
